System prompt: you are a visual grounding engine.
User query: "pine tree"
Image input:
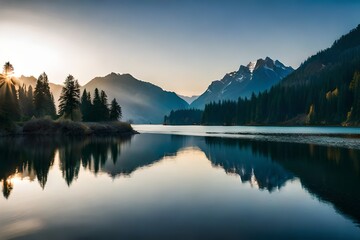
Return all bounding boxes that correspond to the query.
[349,72,360,122]
[80,89,92,122]
[26,85,34,117]
[58,75,81,121]
[0,62,20,122]
[34,72,56,118]
[3,62,14,77]
[109,98,122,121]
[100,90,110,121]
[18,85,27,117]
[92,88,102,122]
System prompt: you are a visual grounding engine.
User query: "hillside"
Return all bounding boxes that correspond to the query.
[82,73,189,123]
[201,24,360,125]
[177,94,199,104]
[191,57,293,109]
[18,75,63,107]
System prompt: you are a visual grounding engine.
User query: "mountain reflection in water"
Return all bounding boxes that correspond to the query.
[0,133,360,228]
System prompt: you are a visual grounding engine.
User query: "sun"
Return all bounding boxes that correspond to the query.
[0,61,18,88]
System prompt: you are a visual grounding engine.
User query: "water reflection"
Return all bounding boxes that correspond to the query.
[0,137,132,195]
[0,134,360,227]
[202,137,360,225]
[203,138,295,192]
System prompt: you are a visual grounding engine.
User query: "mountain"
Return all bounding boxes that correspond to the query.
[201,24,360,125]
[191,57,294,109]
[18,75,63,107]
[82,73,189,123]
[280,24,360,87]
[177,94,199,104]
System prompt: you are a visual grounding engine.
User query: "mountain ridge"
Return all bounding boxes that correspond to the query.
[18,75,63,108]
[177,94,199,104]
[200,24,360,125]
[82,73,189,123]
[191,57,294,109]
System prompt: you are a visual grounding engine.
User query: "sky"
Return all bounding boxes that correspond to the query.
[0,0,359,96]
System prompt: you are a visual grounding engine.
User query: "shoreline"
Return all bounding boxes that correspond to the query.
[0,119,139,137]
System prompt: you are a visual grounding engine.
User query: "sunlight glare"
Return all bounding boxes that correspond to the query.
[0,25,61,79]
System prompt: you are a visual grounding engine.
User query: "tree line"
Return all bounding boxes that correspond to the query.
[166,25,360,126]
[0,136,131,199]
[166,70,360,126]
[164,109,203,125]
[0,62,122,125]
[201,47,360,125]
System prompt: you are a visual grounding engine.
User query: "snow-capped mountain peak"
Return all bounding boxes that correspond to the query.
[190,57,294,109]
[247,61,257,73]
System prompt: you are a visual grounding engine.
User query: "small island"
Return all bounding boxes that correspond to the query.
[0,62,137,136]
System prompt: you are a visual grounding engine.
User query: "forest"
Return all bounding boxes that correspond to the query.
[166,25,360,126]
[0,62,123,129]
[164,109,203,125]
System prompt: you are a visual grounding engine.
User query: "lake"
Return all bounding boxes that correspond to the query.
[0,125,360,239]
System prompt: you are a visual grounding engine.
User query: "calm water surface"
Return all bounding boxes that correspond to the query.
[134,125,360,149]
[0,126,360,239]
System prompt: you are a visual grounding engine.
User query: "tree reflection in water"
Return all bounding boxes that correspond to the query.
[0,134,359,225]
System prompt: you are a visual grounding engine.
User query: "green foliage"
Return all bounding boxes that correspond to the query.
[80,88,117,122]
[0,82,20,122]
[34,72,57,118]
[22,118,133,136]
[100,90,110,121]
[18,85,35,120]
[348,72,360,122]
[202,100,237,125]
[58,75,81,121]
[109,98,122,121]
[0,62,124,126]
[92,88,103,121]
[23,118,88,135]
[164,109,203,125]
[202,25,360,126]
[80,89,92,121]
[0,62,21,122]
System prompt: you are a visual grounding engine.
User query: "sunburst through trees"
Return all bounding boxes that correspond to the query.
[0,62,20,123]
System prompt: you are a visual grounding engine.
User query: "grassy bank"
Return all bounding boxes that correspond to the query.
[0,119,137,136]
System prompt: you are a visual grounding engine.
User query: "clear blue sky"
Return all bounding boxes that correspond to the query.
[0,0,359,95]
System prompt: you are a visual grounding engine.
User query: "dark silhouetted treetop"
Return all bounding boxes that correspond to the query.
[80,89,93,122]
[164,109,203,125]
[109,98,122,121]
[200,24,360,126]
[58,75,81,121]
[34,72,57,118]
[0,62,20,122]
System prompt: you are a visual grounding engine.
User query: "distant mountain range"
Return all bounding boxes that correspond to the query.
[191,57,294,109]
[200,24,360,125]
[82,73,188,123]
[177,94,199,104]
[17,59,293,123]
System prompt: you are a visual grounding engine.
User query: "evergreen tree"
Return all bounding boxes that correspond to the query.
[80,89,92,122]
[164,108,203,125]
[58,75,81,121]
[18,85,26,117]
[17,85,35,119]
[33,72,56,118]
[26,85,34,117]
[92,88,102,122]
[109,98,122,121]
[100,90,110,121]
[349,72,360,122]
[0,62,20,122]
[3,62,14,77]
